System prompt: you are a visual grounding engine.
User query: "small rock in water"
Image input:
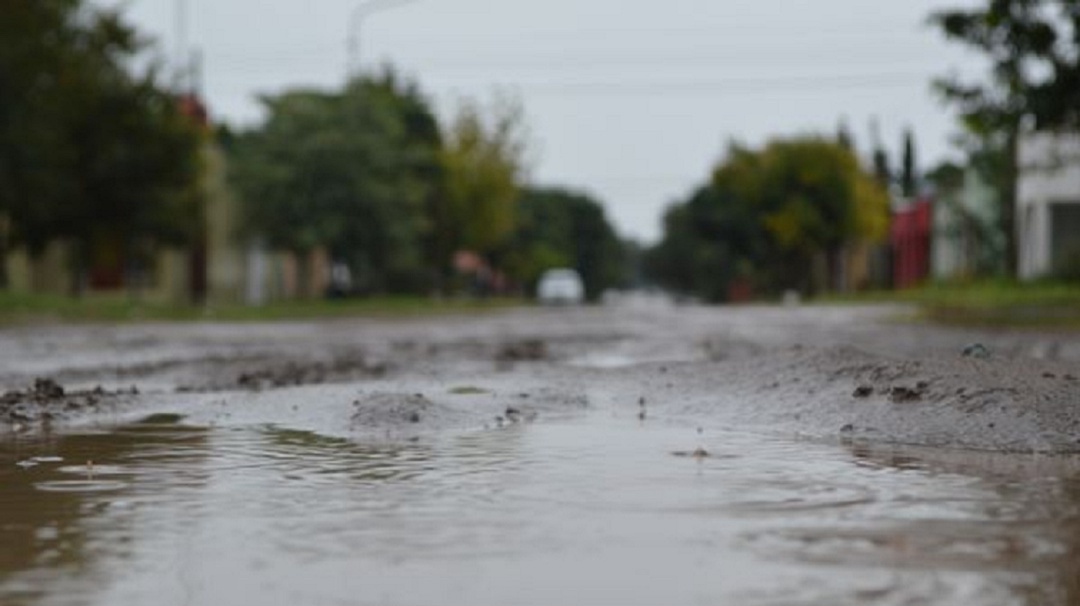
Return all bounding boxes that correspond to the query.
[671,447,709,459]
[33,377,64,399]
[962,343,991,359]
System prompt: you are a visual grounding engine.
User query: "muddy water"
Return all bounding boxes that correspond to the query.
[3,410,1080,606]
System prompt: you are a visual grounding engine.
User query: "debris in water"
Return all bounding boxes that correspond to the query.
[671,447,709,459]
[449,386,488,395]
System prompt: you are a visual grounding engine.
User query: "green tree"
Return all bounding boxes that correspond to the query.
[901,127,918,197]
[869,117,891,189]
[836,118,855,151]
[647,136,889,300]
[0,0,201,291]
[228,71,441,295]
[435,94,529,272]
[645,181,767,302]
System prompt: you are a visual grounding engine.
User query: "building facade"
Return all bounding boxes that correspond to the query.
[931,168,1003,280]
[1017,132,1080,280]
[891,196,932,289]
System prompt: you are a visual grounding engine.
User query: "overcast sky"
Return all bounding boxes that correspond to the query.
[104,0,986,242]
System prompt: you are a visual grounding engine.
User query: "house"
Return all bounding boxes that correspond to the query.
[1017,132,1080,279]
[931,168,1003,280]
[891,196,932,289]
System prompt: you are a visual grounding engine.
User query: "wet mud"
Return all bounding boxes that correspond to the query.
[0,378,135,426]
[1,302,1079,452]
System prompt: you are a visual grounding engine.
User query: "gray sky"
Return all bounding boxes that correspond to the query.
[107,0,985,242]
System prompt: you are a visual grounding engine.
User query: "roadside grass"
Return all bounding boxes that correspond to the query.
[0,291,525,325]
[819,279,1080,328]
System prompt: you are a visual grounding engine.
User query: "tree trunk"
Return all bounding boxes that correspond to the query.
[0,234,8,290]
[68,238,88,298]
[295,250,313,299]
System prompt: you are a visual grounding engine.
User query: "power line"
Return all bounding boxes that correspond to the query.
[427,71,934,97]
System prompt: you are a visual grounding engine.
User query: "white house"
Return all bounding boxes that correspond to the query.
[1017,132,1080,279]
[932,167,1002,280]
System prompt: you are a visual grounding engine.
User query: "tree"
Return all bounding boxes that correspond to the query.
[0,0,202,291]
[869,117,892,189]
[646,136,889,300]
[836,118,855,151]
[930,0,1064,276]
[754,138,890,292]
[435,94,529,272]
[901,127,918,197]
[228,70,442,295]
[645,181,767,301]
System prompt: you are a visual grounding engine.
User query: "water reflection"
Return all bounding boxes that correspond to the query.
[0,414,210,605]
[3,415,1080,605]
[841,442,1080,605]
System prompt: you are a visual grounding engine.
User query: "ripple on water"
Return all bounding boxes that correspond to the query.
[56,464,127,476]
[741,520,1070,571]
[34,479,129,493]
[715,481,877,515]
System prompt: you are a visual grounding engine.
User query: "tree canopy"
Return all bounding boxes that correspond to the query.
[647,136,889,300]
[435,95,529,263]
[0,0,202,281]
[228,71,442,294]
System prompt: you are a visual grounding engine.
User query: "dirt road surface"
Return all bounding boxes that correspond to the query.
[2,299,1079,452]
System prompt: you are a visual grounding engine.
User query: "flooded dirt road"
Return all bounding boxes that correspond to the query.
[3,301,1080,605]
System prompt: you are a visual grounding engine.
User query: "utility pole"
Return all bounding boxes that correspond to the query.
[346,0,419,79]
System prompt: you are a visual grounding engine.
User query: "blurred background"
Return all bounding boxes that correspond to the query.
[3,0,1080,315]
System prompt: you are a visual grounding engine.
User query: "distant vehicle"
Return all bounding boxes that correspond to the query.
[536,268,584,305]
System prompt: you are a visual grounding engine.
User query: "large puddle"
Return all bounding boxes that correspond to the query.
[3,409,1080,605]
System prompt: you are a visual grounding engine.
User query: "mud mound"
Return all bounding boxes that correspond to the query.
[669,345,1080,453]
[1,378,135,426]
[349,391,478,437]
